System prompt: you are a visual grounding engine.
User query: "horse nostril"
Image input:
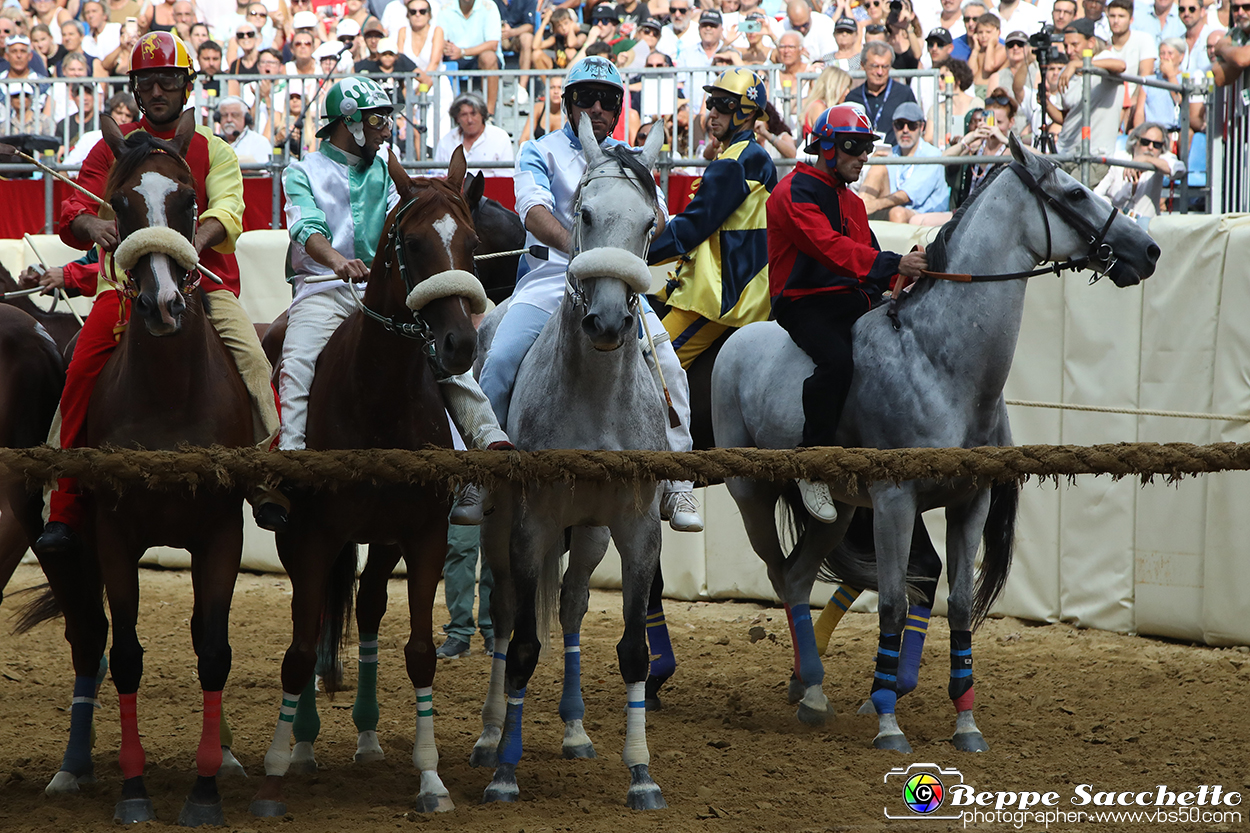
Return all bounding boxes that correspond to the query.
[1146,244,1161,263]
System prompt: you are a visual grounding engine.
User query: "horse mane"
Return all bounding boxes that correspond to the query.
[593,143,659,210]
[924,162,1011,275]
[103,130,193,199]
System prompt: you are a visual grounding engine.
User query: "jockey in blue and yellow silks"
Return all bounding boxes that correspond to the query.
[648,69,777,369]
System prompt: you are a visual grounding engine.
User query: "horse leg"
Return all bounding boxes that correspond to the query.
[866,484,918,753]
[558,526,611,759]
[470,496,513,769]
[608,513,665,810]
[178,514,243,827]
[813,585,862,655]
[218,712,247,777]
[288,677,320,774]
[643,564,676,712]
[898,520,942,697]
[944,491,993,753]
[481,514,561,804]
[251,534,343,817]
[0,507,28,602]
[401,522,455,813]
[352,545,400,765]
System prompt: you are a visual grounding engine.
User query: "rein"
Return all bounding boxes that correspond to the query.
[353,194,438,359]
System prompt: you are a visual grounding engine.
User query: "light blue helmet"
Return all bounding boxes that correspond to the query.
[565,56,624,94]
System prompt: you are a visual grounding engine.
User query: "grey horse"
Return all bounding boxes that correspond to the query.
[711,136,1160,753]
[474,116,670,809]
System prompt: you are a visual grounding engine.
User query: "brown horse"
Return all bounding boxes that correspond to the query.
[0,266,81,357]
[23,111,253,826]
[250,148,483,817]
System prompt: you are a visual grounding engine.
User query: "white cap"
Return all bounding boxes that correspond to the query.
[335,18,360,37]
[376,36,397,54]
[291,10,318,29]
[313,41,342,60]
[5,34,31,48]
[7,82,37,96]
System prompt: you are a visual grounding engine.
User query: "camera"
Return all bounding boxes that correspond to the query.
[887,0,903,27]
[1028,24,1066,65]
[740,18,761,33]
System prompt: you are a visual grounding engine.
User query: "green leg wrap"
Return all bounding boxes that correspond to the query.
[292,676,320,744]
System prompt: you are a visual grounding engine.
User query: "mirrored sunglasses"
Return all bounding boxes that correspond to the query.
[569,87,622,110]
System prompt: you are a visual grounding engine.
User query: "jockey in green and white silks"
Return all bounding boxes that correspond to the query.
[477,56,702,532]
[278,78,507,456]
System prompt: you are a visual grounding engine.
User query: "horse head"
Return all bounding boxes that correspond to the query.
[102,110,200,336]
[1007,134,1160,287]
[566,113,664,351]
[388,145,485,377]
[462,171,525,304]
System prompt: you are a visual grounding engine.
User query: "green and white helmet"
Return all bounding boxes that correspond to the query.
[316,77,396,139]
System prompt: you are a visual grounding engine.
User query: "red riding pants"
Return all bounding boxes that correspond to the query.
[48,289,128,529]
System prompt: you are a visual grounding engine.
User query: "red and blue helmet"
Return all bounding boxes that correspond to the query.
[803,104,879,157]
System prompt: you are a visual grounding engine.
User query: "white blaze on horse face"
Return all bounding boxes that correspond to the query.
[134,171,185,320]
[433,214,458,267]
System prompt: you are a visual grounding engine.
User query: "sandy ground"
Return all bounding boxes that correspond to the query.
[0,562,1247,833]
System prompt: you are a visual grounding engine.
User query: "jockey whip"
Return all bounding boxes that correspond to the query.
[474,245,549,262]
[0,142,225,287]
[22,233,85,327]
[638,306,681,429]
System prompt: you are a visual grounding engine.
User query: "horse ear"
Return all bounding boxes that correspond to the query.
[1007,132,1029,166]
[578,113,604,167]
[446,145,468,192]
[101,114,125,159]
[388,148,414,196]
[637,118,664,171]
[169,109,197,158]
[463,170,485,210]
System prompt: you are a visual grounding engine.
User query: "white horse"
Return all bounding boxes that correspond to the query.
[474,116,670,809]
[712,136,1160,753]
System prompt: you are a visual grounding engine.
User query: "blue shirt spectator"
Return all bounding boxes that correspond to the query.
[1132,0,1186,43]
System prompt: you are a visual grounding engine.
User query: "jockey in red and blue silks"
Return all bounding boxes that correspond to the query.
[765,104,928,523]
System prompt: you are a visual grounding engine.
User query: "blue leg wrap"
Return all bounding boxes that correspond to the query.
[292,676,320,744]
[646,605,676,680]
[61,675,98,775]
[790,604,824,688]
[559,633,585,723]
[870,632,902,714]
[898,606,931,696]
[498,688,526,767]
[949,629,974,704]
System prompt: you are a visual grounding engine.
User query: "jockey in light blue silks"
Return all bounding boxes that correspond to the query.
[257,77,510,531]
[479,56,703,532]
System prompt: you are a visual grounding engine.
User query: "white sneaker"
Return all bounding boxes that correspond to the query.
[660,490,704,532]
[797,479,837,523]
[516,85,529,105]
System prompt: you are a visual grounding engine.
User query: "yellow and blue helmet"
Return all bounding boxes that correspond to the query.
[702,68,768,129]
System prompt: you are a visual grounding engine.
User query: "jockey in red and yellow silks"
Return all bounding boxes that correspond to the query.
[649,69,776,369]
[34,31,279,556]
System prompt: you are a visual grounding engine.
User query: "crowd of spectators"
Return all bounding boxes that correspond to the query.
[0,0,1247,216]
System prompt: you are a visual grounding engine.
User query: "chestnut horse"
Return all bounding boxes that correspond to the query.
[250,149,484,817]
[22,111,253,826]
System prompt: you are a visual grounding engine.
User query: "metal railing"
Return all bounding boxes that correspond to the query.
[1210,64,1249,213]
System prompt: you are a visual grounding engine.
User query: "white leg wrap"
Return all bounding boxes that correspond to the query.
[621,681,650,768]
[412,687,438,773]
[263,691,300,776]
[481,637,508,730]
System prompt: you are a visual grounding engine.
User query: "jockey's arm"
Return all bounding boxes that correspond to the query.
[524,204,573,257]
[193,218,226,256]
[61,139,118,251]
[200,137,246,255]
[648,155,749,265]
[302,232,370,281]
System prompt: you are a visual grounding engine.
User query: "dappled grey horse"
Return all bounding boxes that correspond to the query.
[474,116,670,808]
[712,136,1160,753]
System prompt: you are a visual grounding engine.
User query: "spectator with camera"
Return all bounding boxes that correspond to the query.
[736,11,775,64]
[845,40,918,144]
[939,87,1015,213]
[1048,18,1126,183]
[883,0,924,69]
[440,0,503,116]
[860,100,949,221]
[1093,120,1183,217]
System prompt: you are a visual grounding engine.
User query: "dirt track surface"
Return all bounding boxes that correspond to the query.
[1,562,1247,833]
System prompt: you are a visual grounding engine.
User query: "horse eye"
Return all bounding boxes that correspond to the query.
[581,209,593,226]
[1068,188,1086,201]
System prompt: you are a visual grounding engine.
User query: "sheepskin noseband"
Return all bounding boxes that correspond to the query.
[566,247,651,295]
[405,269,488,314]
[112,227,200,273]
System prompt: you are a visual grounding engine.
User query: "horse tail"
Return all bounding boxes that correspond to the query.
[10,583,65,634]
[777,482,810,559]
[533,529,567,652]
[972,481,1018,629]
[816,506,880,592]
[319,543,358,694]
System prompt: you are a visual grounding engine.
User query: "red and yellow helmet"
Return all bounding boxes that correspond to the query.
[131,31,195,74]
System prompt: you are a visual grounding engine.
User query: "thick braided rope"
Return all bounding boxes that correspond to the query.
[4,443,1250,493]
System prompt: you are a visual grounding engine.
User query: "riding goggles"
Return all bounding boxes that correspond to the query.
[706,95,740,115]
[132,70,191,92]
[364,112,392,129]
[569,87,623,111]
[838,135,876,156]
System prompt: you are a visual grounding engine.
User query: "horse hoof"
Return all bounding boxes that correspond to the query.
[45,770,83,796]
[625,764,666,811]
[786,676,804,705]
[219,747,247,778]
[414,792,455,813]
[952,731,989,753]
[177,797,225,828]
[249,799,288,818]
[562,742,597,760]
[288,742,318,774]
[873,732,913,753]
[470,727,501,768]
[355,731,385,763]
[644,675,667,712]
[113,797,157,824]
[481,764,519,804]
[796,701,833,726]
[354,749,386,764]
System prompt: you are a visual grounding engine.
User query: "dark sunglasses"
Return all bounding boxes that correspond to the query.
[236,31,256,38]
[963,14,980,21]
[865,23,886,33]
[248,9,267,16]
[707,95,739,114]
[408,5,430,13]
[1137,136,1164,149]
[569,87,622,110]
[670,4,690,11]
[985,94,1012,107]
[1177,4,1200,9]
[1232,2,1250,9]
[838,136,875,155]
[292,39,314,47]
[892,119,920,131]
[132,70,190,92]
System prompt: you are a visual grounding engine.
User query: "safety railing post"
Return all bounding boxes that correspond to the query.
[1081,49,1092,186]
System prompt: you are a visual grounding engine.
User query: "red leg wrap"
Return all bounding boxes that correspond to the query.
[197,690,224,777]
[953,686,975,713]
[117,692,145,780]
